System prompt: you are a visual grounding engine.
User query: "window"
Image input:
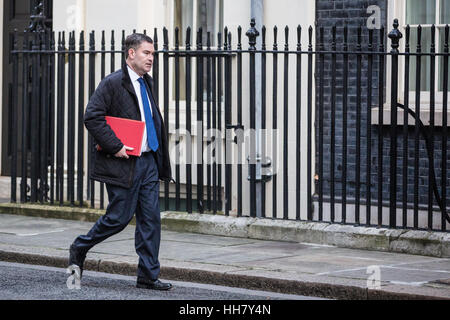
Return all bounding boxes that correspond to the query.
[406,0,450,92]
[380,0,450,126]
[173,0,224,100]
[174,0,223,46]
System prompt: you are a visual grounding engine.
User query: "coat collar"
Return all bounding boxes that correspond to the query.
[121,63,161,121]
[122,63,155,97]
[121,63,136,96]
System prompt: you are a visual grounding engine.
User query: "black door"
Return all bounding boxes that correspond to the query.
[1,0,52,176]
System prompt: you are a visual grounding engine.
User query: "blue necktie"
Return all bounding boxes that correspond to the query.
[138,78,159,152]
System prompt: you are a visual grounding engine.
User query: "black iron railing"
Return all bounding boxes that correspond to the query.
[7,19,450,232]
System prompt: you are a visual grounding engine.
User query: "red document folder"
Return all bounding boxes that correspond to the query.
[103,116,145,157]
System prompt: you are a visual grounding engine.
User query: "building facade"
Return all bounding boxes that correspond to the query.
[1,0,449,229]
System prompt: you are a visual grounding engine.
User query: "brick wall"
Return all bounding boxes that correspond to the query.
[315,0,450,211]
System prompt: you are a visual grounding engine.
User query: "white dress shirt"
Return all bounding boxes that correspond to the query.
[127,65,153,153]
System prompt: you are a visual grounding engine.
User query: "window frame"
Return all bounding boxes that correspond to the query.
[171,0,223,51]
[163,0,225,135]
[383,0,450,126]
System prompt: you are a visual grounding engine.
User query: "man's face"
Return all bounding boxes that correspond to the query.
[128,41,154,76]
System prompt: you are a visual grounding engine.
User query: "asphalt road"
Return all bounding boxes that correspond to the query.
[0,261,322,300]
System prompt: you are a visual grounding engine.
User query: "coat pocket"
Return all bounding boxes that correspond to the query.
[94,151,128,180]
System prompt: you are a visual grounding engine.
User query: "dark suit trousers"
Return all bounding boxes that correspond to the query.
[72,152,161,280]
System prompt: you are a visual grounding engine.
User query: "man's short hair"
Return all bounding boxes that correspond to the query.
[125,33,154,58]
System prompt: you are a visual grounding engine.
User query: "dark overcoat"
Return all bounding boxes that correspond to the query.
[84,64,172,188]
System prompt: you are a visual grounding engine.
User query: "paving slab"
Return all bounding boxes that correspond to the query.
[0,213,449,300]
[1,203,449,258]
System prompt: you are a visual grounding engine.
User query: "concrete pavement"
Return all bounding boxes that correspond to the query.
[0,213,449,299]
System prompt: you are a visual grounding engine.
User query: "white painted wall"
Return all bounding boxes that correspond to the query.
[224,0,252,32]
[53,0,86,32]
[221,0,316,219]
[263,0,316,220]
[53,0,170,42]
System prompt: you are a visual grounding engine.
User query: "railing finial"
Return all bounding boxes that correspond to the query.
[388,18,403,53]
[27,0,48,33]
[246,18,260,50]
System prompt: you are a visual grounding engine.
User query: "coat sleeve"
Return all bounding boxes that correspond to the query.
[84,77,124,154]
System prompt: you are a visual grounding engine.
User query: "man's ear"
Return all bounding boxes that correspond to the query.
[128,48,135,59]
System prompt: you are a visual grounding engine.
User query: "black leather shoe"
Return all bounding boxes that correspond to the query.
[136,278,173,291]
[68,244,86,279]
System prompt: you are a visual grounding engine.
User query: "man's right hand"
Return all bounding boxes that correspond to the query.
[114,146,134,159]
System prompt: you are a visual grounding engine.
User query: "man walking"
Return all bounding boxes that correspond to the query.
[68,33,173,291]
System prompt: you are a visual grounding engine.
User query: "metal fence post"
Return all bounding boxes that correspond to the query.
[197,27,204,214]
[88,31,96,208]
[186,27,193,214]
[174,27,181,212]
[388,19,402,228]
[163,27,170,212]
[78,31,85,207]
[21,32,30,203]
[307,26,313,221]
[10,30,18,203]
[237,26,243,217]
[224,28,233,217]
[31,32,42,203]
[246,18,259,218]
[442,25,449,231]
